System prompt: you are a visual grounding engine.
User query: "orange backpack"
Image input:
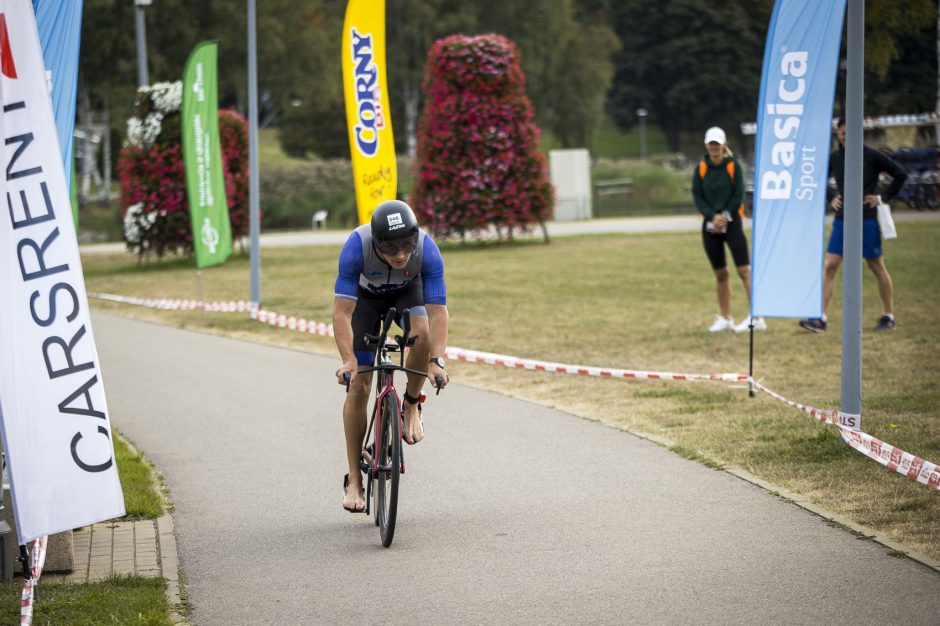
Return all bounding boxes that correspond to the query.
[698,159,745,219]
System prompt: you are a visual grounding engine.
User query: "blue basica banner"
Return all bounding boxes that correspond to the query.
[33,0,83,190]
[751,0,846,318]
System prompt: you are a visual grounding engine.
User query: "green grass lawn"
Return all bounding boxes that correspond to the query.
[115,434,166,518]
[0,436,170,621]
[80,221,940,560]
[0,576,171,625]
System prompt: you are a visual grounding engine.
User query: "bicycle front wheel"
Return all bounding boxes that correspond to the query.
[375,392,401,547]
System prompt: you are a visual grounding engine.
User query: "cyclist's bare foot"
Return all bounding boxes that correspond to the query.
[342,474,365,512]
[403,401,424,445]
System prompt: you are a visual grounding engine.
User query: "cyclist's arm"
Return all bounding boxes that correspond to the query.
[426,303,449,388]
[421,235,449,387]
[332,297,358,383]
[333,232,364,383]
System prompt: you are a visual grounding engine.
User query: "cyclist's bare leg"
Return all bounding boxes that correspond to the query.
[342,370,372,511]
[403,315,430,444]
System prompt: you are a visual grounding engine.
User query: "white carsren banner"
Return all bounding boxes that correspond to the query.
[0,0,124,543]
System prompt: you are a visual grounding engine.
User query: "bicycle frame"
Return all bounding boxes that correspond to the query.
[356,307,427,516]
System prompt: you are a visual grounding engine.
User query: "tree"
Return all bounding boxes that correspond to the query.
[387,0,481,155]
[118,83,249,259]
[471,0,619,150]
[607,0,770,153]
[411,34,553,240]
[607,0,936,154]
[863,9,937,116]
[865,0,935,79]
[550,16,620,148]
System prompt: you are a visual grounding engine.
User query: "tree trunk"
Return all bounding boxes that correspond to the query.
[404,84,419,157]
[664,124,681,153]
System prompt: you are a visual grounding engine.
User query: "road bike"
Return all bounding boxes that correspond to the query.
[344,307,442,547]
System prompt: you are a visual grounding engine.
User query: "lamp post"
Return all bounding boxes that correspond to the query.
[636,108,648,161]
[134,0,151,87]
[248,0,261,307]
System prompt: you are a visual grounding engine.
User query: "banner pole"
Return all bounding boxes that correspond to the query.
[195,270,205,314]
[748,322,755,398]
[247,0,261,308]
[18,544,28,579]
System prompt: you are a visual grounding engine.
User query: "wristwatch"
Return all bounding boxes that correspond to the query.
[429,357,446,369]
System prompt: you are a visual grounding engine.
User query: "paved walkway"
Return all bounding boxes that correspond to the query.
[66,211,940,623]
[90,312,940,625]
[44,516,177,585]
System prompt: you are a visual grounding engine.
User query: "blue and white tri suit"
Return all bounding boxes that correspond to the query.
[334,224,446,365]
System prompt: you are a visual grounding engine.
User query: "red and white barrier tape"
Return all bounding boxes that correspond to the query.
[90,292,253,313]
[840,427,940,489]
[20,536,47,625]
[443,346,749,383]
[748,380,939,488]
[250,307,334,336]
[89,293,940,490]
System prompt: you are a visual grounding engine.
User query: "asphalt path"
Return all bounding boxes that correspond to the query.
[92,312,940,625]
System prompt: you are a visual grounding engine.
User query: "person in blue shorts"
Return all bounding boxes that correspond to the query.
[333,200,449,512]
[799,118,908,333]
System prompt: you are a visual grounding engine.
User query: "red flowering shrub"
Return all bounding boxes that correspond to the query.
[219,110,250,244]
[411,34,553,239]
[118,82,250,258]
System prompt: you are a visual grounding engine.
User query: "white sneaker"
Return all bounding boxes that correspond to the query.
[733,315,767,333]
[708,315,734,332]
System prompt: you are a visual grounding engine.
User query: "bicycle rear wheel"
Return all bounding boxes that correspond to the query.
[375,392,401,547]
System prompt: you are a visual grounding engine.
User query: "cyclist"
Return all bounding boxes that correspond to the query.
[333,200,450,512]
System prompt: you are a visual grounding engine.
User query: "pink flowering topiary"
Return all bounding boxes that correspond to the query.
[118,82,250,259]
[411,34,553,240]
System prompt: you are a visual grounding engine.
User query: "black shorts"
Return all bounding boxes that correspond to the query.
[701,217,750,270]
[351,280,426,366]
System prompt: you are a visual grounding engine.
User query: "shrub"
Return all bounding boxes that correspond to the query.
[118,82,250,259]
[411,34,553,239]
[591,158,696,217]
[258,156,415,231]
[259,159,357,230]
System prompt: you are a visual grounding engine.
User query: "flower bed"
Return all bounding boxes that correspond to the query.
[411,34,553,239]
[118,82,249,258]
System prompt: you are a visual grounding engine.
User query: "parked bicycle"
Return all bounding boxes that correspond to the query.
[883,147,939,211]
[343,307,443,547]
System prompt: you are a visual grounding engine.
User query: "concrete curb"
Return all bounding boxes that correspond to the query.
[157,514,188,625]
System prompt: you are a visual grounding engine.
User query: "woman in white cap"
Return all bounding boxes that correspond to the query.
[691,126,765,332]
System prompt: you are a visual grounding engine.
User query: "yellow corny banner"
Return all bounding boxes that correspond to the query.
[342,0,396,225]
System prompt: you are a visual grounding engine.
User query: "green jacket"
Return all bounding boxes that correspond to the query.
[691,155,745,220]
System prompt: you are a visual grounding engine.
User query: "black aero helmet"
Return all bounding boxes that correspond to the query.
[371,200,419,243]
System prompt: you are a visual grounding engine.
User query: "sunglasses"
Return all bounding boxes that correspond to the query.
[376,237,417,256]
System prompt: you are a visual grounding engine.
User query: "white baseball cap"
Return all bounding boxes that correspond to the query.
[704,127,726,145]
